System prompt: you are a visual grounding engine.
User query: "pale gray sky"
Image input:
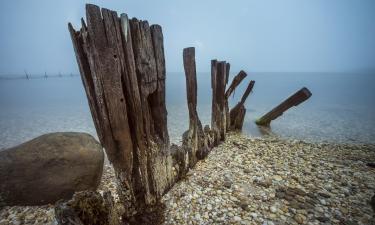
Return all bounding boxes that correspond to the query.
[0,0,375,74]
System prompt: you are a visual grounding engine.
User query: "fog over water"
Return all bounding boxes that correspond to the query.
[0,1,375,148]
[1,72,374,150]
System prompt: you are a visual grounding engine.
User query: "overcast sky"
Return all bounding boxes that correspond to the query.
[0,0,374,74]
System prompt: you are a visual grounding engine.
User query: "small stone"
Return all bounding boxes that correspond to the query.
[273,175,283,182]
[250,213,258,219]
[270,206,277,213]
[290,200,301,209]
[294,213,306,224]
[243,168,251,173]
[224,181,232,188]
[238,200,249,210]
[234,216,241,222]
[316,216,330,222]
[276,191,285,199]
[281,205,288,213]
[371,194,375,212]
[318,191,331,198]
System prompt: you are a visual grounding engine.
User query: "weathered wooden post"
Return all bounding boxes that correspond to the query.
[229,80,255,130]
[224,70,247,129]
[68,4,175,216]
[256,87,312,126]
[211,60,229,143]
[183,47,210,162]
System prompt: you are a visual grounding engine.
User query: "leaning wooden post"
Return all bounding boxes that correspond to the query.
[225,70,247,100]
[229,80,255,130]
[256,87,312,126]
[224,70,247,129]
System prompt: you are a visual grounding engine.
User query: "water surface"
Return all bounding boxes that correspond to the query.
[0,72,374,149]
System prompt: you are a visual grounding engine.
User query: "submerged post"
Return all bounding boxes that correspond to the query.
[256,87,312,126]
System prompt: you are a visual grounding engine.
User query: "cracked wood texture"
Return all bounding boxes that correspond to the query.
[211,60,229,144]
[183,47,210,164]
[68,4,175,215]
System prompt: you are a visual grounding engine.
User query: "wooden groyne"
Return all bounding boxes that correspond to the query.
[66,4,311,223]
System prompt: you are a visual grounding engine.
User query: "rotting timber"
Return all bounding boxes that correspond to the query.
[67,4,251,223]
[256,87,312,126]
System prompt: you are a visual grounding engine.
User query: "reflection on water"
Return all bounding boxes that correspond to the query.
[0,72,375,149]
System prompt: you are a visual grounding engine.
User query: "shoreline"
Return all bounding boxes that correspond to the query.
[1,133,374,224]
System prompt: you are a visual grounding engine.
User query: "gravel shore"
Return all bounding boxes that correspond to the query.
[1,133,374,224]
[162,133,375,225]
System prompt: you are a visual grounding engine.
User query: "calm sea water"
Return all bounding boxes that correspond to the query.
[0,72,374,149]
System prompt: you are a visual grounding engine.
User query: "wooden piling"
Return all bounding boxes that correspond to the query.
[183,47,210,162]
[229,80,255,130]
[256,87,312,126]
[211,60,228,143]
[68,4,175,214]
[224,70,247,129]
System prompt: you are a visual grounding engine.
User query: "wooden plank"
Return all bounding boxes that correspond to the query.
[90,6,134,175]
[150,25,169,145]
[68,23,103,144]
[256,87,312,126]
[225,63,230,85]
[129,18,158,96]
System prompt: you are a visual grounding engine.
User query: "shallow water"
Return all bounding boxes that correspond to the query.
[0,72,374,149]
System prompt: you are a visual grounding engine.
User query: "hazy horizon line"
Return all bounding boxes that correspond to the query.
[1,70,374,76]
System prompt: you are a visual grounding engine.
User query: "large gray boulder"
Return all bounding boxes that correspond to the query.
[0,132,104,206]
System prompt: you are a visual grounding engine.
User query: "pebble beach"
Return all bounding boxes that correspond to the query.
[1,133,374,224]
